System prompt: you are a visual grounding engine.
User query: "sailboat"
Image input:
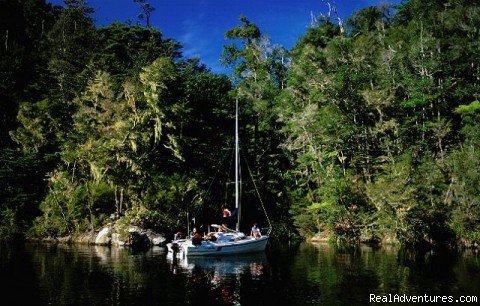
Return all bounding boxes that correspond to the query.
[166,100,270,257]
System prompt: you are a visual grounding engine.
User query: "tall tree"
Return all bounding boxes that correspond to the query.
[134,0,155,28]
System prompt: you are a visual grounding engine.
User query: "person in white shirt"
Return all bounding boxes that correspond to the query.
[250,223,261,238]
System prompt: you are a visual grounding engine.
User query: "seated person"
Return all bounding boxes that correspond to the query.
[174,231,185,240]
[192,233,203,246]
[220,224,229,232]
[250,223,261,238]
[204,232,217,242]
[190,227,197,237]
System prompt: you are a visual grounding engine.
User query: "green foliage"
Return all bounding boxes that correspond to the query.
[4,0,480,248]
[295,22,340,49]
[0,0,57,148]
[455,101,480,114]
[347,6,385,35]
[277,0,480,246]
[125,174,198,232]
[94,23,181,80]
[0,149,44,241]
[447,110,480,246]
[0,208,21,241]
[225,15,261,40]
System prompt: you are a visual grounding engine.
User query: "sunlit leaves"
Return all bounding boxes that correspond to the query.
[455,100,480,114]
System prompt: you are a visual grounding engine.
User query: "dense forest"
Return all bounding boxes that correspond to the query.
[1,0,479,248]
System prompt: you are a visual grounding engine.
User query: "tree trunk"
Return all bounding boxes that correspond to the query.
[119,187,124,215]
[114,185,119,217]
[5,30,8,52]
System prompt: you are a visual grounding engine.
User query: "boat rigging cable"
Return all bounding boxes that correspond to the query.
[243,154,272,229]
[193,142,272,231]
[193,140,233,221]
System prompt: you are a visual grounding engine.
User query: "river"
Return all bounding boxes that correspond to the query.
[1,242,479,305]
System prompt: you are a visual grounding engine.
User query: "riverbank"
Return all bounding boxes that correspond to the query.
[16,223,479,251]
[308,230,479,250]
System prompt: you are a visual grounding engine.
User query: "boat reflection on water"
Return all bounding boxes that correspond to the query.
[167,252,268,277]
[167,252,268,305]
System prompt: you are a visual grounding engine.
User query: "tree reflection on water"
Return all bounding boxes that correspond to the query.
[1,243,478,306]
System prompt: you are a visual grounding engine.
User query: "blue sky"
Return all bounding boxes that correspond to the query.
[48,0,402,74]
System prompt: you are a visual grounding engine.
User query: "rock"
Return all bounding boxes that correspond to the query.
[95,227,112,245]
[145,230,166,246]
[73,232,96,244]
[359,231,381,244]
[130,231,150,248]
[111,233,126,246]
[57,236,72,243]
[381,234,400,245]
[111,229,150,248]
[128,226,141,233]
[151,234,166,246]
[310,231,332,242]
[86,220,165,248]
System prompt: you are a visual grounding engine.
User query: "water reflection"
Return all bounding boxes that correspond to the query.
[168,253,268,305]
[22,243,179,305]
[284,243,480,305]
[1,242,479,305]
[170,253,267,275]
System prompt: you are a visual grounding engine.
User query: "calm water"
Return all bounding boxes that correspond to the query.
[1,242,479,305]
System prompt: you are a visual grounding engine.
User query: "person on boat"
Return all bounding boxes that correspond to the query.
[190,227,197,237]
[221,205,238,229]
[250,223,261,238]
[192,232,203,246]
[204,232,217,242]
[215,224,225,232]
[174,231,185,240]
[221,205,231,218]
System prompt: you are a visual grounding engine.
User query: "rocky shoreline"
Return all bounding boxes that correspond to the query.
[30,220,166,248]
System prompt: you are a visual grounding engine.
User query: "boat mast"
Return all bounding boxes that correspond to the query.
[235,99,241,231]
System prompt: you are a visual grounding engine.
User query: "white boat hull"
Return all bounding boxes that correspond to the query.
[168,236,269,257]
